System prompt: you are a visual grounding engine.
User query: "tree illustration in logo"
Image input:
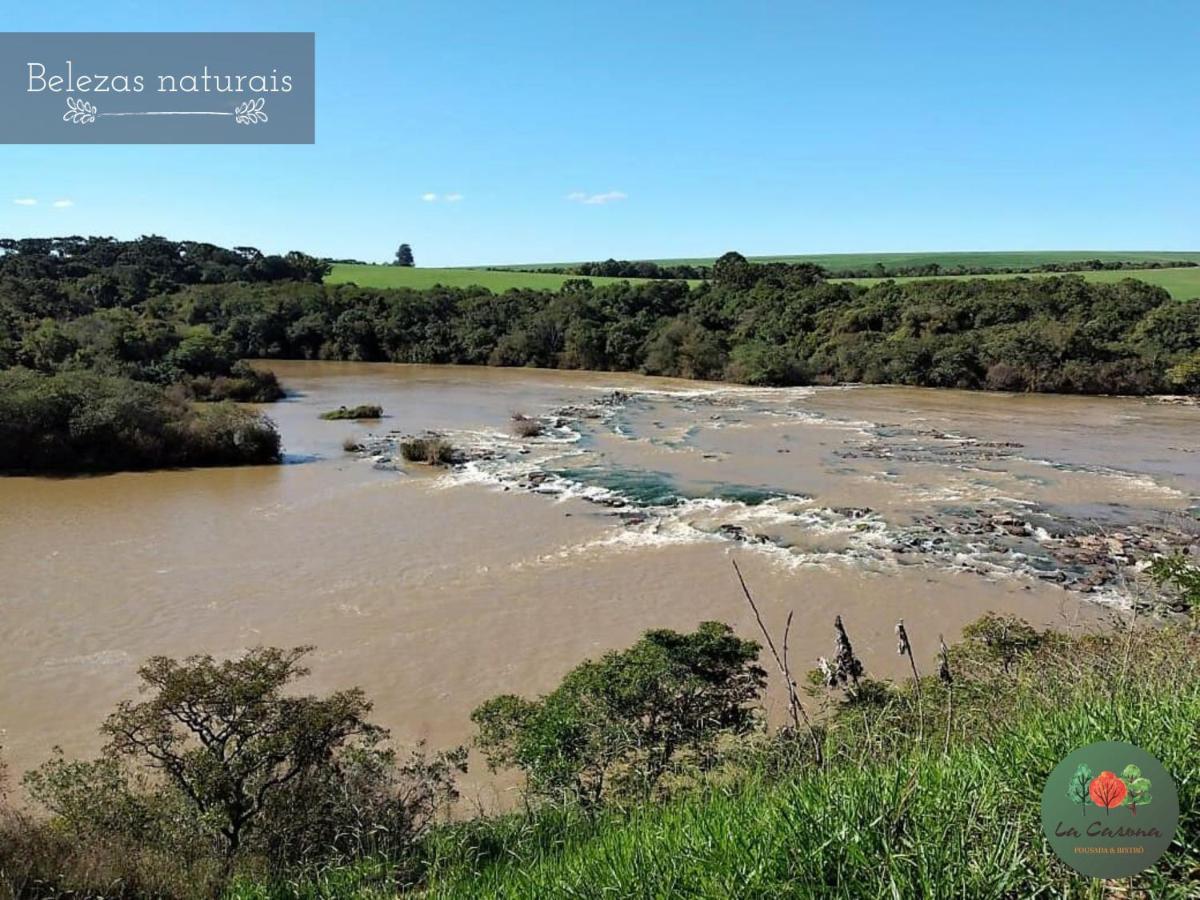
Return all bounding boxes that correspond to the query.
[1067,764,1093,814]
[1119,764,1153,815]
[1089,770,1128,815]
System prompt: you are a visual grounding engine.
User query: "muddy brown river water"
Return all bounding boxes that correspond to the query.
[2,361,1197,807]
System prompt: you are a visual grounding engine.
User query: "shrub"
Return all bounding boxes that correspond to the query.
[472,622,765,804]
[3,650,467,897]
[399,436,456,465]
[188,361,285,402]
[321,404,384,421]
[510,413,543,438]
[102,646,381,860]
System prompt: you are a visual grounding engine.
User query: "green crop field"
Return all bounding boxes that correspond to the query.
[328,258,1200,299]
[498,250,1200,271]
[325,264,676,291]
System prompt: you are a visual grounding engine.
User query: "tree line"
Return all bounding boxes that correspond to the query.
[496,254,1200,281]
[2,240,1199,472]
[167,250,1199,394]
[0,236,332,471]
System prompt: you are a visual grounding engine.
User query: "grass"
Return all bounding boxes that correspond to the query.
[497,250,1200,271]
[228,618,1200,899]
[325,264,684,292]
[319,404,383,421]
[330,256,1200,299]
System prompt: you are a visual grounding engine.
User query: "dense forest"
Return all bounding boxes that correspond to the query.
[0,237,330,472]
[2,240,1199,472]
[153,251,1198,393]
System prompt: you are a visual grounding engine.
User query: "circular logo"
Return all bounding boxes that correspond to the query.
[1041,741,1179,878]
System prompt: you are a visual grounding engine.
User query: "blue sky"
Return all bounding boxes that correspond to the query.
[2,1,1198,266]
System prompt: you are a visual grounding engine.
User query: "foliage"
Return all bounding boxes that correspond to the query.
[196,264,1200,395]
[101,646,381,858]
[399,436,456,465]
[0,368,281,472]
[1,653,466,898]
[418,619,1200,899]
[395,244,415,267]
[1148,551,1200,613]
[320,404,383,420]
[960,612,1047,672]
[1167,352,1200,392]
[1066,763,1092,812]
[509,413,543,438]
[472,622,765,804]
[1120,763,1153,815]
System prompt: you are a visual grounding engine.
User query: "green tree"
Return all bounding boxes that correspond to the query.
[1120,764,1153,815]
[472,622,765,805]
[1067,763,1093,814]
[101,646,380,859]
[711,251,756,289]
[395,243,415,267]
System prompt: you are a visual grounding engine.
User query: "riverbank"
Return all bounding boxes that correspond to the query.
[11,608,1191,898]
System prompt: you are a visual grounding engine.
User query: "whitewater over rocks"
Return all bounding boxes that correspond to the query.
[350,385,1198,611]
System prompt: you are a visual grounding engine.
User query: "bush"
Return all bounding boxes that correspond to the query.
[399,436,456,465]
[187,361,285,402]
[472,622,765,804]
[510,413,543,438]
[0,368,280,472]
[2,649,466,898]
[321,404,384,421]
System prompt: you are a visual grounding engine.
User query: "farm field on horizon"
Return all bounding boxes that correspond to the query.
[328,255,1200,299]
[491,249,1200,271]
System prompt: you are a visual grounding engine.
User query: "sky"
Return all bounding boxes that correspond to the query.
[1,1,1198,266]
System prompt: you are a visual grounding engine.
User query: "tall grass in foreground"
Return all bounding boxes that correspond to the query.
[231,620,1200,899]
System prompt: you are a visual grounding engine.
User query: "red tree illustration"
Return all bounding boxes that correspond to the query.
[1089,771,1128,815]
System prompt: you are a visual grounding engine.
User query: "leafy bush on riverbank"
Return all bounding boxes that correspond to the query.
[0,368,281,472]
[3,588,1198,898]
[332,616,1200,899]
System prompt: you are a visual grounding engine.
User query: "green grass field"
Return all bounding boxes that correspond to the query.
[328,258,1200,299]
[498,250,1200,271]
[325,263,669,291]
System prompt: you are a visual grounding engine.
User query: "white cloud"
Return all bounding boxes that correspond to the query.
[52,199,74,208]
[565,190,627,206]
[12,198,37,206]
[421,192,438,202]
[444,192,463,203]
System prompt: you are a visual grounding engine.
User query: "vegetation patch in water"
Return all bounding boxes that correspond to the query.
[320,404,383,421]
[509,413,544,438]
[399,436,456,466]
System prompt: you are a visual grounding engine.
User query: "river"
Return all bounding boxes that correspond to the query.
[1,361,1196,807]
